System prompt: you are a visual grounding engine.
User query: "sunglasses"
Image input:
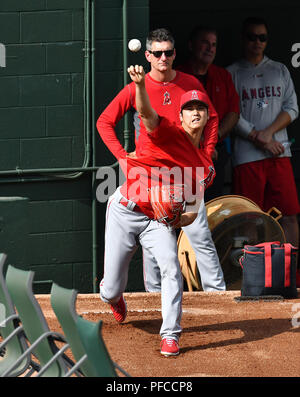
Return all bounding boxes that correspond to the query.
[148,49,175,58]
[246,33,268,42]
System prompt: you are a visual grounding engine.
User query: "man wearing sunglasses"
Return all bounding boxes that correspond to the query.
[98,28,226,294]
[227,17,300,255]
[98,28,218,159]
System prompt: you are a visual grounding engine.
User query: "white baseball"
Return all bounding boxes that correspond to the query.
[128,39,141,53]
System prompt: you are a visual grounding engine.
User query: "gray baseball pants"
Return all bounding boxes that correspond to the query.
[143,199,226,292]
[99,187,183,341]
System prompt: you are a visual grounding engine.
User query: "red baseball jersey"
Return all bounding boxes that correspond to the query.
[118,117,215,218]
[97,71,219,159]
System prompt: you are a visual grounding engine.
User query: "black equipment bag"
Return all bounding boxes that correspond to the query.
[239,241,298,298]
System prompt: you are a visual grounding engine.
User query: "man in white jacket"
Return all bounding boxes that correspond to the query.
[227,17,300,252]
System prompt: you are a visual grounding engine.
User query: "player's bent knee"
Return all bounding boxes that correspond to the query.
[156,252,178,266]
[160,267,181,281]
[158,256,181,280]
[100,284,122,304]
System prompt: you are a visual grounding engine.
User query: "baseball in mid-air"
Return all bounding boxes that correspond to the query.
[128,39,141,52]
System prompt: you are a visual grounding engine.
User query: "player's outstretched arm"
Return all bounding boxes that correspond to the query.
[127,65,159,133]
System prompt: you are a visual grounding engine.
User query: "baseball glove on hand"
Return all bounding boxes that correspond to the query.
[148,184,186,228]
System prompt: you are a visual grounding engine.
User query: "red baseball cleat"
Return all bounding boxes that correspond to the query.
[110,295,127,323]
[160,338,180,357]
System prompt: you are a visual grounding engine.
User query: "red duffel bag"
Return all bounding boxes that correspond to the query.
[239,241,298,298]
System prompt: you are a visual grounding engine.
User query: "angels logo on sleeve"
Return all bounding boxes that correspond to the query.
[200,165,215,189]
[163,91,171,105]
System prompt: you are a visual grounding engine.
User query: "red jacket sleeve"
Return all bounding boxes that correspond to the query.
[202,95,219,158]
[96,83,135,160]
[225,70,240,114]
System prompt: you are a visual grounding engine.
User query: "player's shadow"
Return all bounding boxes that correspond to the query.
[129,317,299,353]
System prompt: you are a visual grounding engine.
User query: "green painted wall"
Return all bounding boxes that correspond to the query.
[94,0,150,293]
[0,0,149,293]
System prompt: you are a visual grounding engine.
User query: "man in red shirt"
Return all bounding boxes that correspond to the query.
[98,32,218,159]
[176,25,240,201]
[98,28,226,293]
[98,62,214,356]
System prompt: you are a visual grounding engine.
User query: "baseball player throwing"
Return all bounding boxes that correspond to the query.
[97,64,214,356]
[98,28,225,293]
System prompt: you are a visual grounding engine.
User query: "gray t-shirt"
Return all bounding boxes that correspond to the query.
[227,56,298,166]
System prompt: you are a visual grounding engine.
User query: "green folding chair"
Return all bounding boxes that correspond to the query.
[50,283,95,377]
[50,283,130,377]
[4,265,78,377]
[75,316,119,377]
[0,255,39,377]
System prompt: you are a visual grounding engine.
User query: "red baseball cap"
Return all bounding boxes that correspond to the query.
[180,90,209,111]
